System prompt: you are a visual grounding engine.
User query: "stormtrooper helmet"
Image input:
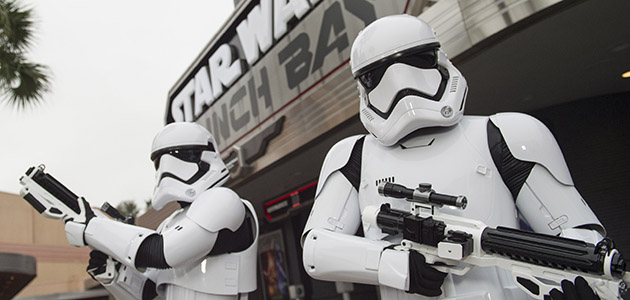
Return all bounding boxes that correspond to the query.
[150,122,229,210]
[350,14,468,146]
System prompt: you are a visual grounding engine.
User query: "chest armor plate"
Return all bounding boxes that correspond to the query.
[359,118,519,241]
[154,202,258,295]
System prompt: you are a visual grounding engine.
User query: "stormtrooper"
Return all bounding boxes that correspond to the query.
[301,15,606,300]
[64,122,259,300]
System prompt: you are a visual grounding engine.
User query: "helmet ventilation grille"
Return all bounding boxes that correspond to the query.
[450,76,459,93]
[362,108,375,121]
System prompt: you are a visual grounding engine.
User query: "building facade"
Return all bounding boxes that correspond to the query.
[160,0,629,299]
[7,1,624,299]
[0,191,108,299]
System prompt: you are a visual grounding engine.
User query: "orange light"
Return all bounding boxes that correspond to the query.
[623,71,630,78]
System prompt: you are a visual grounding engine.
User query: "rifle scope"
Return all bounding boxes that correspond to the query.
[378,182,467,209]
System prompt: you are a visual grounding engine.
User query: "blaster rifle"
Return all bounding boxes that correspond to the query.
[362,182,629,299]
[19,165,93,223]
[19,165,134,223]
[19,165,135,282]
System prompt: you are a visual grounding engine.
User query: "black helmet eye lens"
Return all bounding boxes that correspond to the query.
[400,50,437,69]
[171,149,202,163]
[357,49,438,93]
[359,72,374,90]
[152,150,202,170]
[151,144,214,170]
[358,64,388,93]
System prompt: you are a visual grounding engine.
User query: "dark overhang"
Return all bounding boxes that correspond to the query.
[0,252,36,300]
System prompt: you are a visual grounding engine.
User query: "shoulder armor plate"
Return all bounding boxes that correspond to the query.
[316,135,365,197]
[489,113,573,185]
[187,187,245,232]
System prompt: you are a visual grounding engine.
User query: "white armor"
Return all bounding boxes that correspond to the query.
[150,122,230,210]
[302,15,604,300]
[351,14,467,147]
[66,122,258,300]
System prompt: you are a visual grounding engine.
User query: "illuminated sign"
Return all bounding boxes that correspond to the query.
[167,0,408,152]
[263,182,317,221]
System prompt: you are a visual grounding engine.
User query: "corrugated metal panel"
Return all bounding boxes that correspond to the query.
[420,0,561,57]
[253,65,358,171]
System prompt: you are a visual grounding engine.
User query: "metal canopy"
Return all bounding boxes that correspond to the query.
[0,253,36,300]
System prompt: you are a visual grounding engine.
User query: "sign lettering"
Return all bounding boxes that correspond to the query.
[167,0,406,152]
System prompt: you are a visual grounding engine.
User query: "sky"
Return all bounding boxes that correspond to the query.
[0,0,235,211]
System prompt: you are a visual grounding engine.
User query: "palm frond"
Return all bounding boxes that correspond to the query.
[0,61,49,109]
[1,0,34,50]
[0,0,49,109]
